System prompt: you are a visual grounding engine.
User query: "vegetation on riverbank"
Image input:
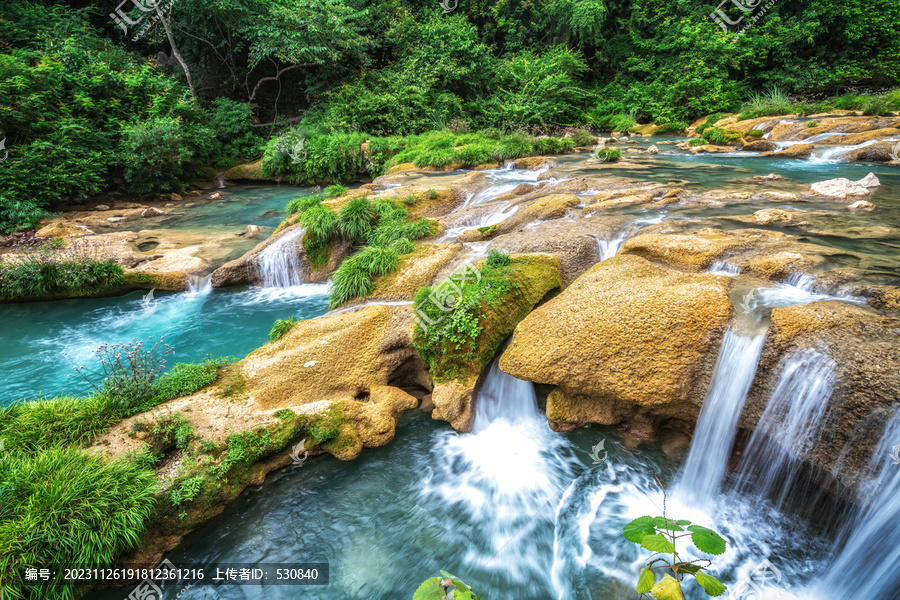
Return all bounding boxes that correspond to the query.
[3,0,900,233]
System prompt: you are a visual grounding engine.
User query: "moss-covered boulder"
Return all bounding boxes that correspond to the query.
[369,243,464,301]
[499,254,733,431]
[413,253,562,431]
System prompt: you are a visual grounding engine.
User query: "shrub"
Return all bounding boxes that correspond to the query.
[329,246,401,308]
[806,121,818,128]
[338,196,377,241]
[593,148,622,162]
[426,188,439,200]
[368,218,434,247]
[0,447,157,599]
[587,112,637,132]
[207,98,264,165]
[570,129,596,147]
[655,122,687,134]
[268,317,298,342]
[73,337,173,410]
[688,138,707,147]
[702,127,743,144]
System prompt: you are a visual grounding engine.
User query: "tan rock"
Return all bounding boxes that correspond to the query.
[500,255,733,429]
[753,208,794,225]
[621,228,783,271]
[370,244,463,301]
[743,140,778,152]
[759,143,814,159]
[512,156,555,170]
[847,200,875,210]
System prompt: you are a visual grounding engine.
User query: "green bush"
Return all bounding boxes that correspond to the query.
[338,196,377,241]
[300,205,340,241]
[208,98,264,165]
[806,121,818,128]
[655,122,687,134]
[0,447,157,599]
[151,357,227,402]
[586,112,637,133]
[688,138,706,147]
[286,194,323,215]
[0,394,121,453]
[268,317,298,342]
[329,246,401,308]
[702,127,743,144]
[593,148,622,162]
[368,218,434,247]
[324,184,349,198]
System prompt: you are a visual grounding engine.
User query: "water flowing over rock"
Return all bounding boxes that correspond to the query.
[253,227,305,287]
[500,254,733,431]
[676,331,766,509]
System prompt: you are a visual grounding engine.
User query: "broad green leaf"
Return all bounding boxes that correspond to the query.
[636,566,655,593]
[655,516,684,531]
[623,516,657,543]
[676,520,691,526]
[453,592,480,600]
[640,533,676,554]
[650,574,684,600]
[440,571,471,594]
[695,571,727,597]
[687,525,727,555]
[412,577,445,600]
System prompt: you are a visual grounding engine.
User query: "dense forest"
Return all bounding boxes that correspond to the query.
[1,0,899,233]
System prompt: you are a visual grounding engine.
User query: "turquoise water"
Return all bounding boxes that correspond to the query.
[0,284,330,404]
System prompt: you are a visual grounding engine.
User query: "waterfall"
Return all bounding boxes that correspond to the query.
[733,348,836,510]
[187,274,213,294]
[594,223,644,262]
[677,330,766,509]
[707,260,741,276]
[254,228,305,288]
[420,356,576,594]
[818,411,900,600]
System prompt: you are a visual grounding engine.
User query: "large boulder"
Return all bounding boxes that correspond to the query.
[500,255,733,431]
[620,228,786,271]
[758,143,815,159]
[741,301,900,494]
[242,303,430,409]
[809,173,880,199]
[839,140,900,162]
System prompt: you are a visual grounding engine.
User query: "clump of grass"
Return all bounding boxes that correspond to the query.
[688,138,706,147]
[0,394,121,452]
[285,193,323,215]
[695,113,724,135]
[368,217,435,247]
[324,184,349,198]
[151,357,228,402]
[739,85,793,120]
[426,188,439,200]
[0,446,158,598]
[805,121,818,128]
[702,127,743,144]
[338,196,377,241]
[329,246,401,308]
[486,247,512,267]
[388,238,416,255]
[268,317,298,342]
[655,122,687,134]
[588,112,637,132]
[570,129,596,147]
[300,205,340,240]
[372,198,409,223]
[593,148,622,162]
[746,129,764,137]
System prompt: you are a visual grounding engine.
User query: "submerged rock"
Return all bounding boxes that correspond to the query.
[500,254,732,430]
[809,173,879,199]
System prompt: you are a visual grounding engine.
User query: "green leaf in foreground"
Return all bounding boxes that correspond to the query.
[687,525,727,555]
[695,571,727,596]
[412,577,445,600]
[636,566,656,593]
[655,516,685,531]
[641,533,676,554]
[623,515,657,543]
[440,571,471,594]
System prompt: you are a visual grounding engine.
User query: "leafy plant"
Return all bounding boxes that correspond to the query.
[805,121,818,128]
[73,338,173,410]
[413,571,482,600]
[301,205,340,240]
[269,317,298,341]
[286,194,323,215]
[338,196,377,241]
[592,147,622,162]
[151,356,228,402]
[324,184,349,198]
[623,485,728,599]
[486,248,511,268]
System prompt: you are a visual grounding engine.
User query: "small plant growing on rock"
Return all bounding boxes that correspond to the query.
[73,337,172,410]
[623,483,727,599]
[805,121,818,128]
[324,184,348,198]
[269,317,298,341]
[413,571,482,600]
[593,147,622,162]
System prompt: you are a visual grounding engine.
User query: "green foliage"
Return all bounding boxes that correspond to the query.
[702,128,743,145]
[426,188,439,200]
[151,357,227,402]
[486,248,511,268]
[747,130,764,137]
[688,138,707,147]
[324,184,349,198]
[0,394,122,453]
[593,148,622,162]
[585,112,637,132]
[329,246,401,308]
[304,405,344,444]
[369,218,434,248]
[0,446,157,599]
[413,571,482,600]
[301,205,340,241]
[623,511,728,598]
[695,114,724,135]
[269,317,298,342]
[806,121,819,128]
[302,232,331,269]
[286,193,323,215]
[208,98,264,165]
[655,122,687,134]
[338,196,377,241]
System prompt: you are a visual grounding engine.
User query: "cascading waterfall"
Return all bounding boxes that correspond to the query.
[253,228,305,287]
[420,357,577,596]
[594,223,645,261]
[732,348,836,510]
[707,260,741,276]
[818,411,900,600]
[676,330,766,509]
[187,274,213,294]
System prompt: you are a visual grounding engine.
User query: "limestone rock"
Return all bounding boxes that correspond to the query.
[94,204,110,211]
[512,156,555,170]
[500,255,733,430]
[751,173,785,181]
[743,140,778,152]
[141,207,167,218]
[809,174,879,199]
[759,143,814,159]
[847,200,875,211]
[646,145,660,155]
[753,208,794,225]
[621,228,783,271]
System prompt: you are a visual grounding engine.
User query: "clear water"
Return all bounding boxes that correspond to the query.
[0,284,329,404]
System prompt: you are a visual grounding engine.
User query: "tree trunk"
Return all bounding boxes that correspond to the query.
[155,5,196,98]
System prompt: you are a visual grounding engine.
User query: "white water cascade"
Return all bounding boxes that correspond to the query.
[187,273,213,294]
[677,330,766,509]
[733,348,837,510]
[253,228,305,287]
[420,357,577,596]
[818,411,900,600]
